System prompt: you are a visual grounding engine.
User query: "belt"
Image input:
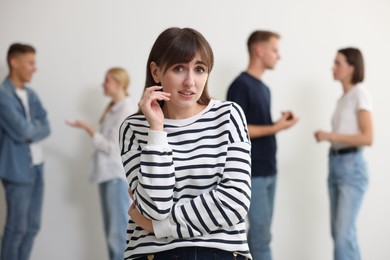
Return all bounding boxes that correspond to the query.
[330,147,358,156]
[141,247,247,260]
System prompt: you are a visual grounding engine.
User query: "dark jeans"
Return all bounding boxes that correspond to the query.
[137,246,248,260]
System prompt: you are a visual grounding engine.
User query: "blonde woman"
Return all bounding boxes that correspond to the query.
[67,68,137,260]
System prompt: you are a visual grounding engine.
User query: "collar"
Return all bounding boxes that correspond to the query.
[3,77,28,94]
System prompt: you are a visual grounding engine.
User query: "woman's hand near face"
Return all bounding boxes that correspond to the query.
[138,86,170,131]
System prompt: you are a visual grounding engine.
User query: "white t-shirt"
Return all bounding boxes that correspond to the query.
[331,84,372,149]
[15,88,44,165]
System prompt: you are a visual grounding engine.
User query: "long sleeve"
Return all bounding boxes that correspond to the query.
[153,103,251,238]
[121,101,252,260]
[120,120,175,221]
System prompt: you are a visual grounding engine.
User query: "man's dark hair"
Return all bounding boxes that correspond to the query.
[7,43,36,68]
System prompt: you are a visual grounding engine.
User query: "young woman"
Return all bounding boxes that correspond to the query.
[67,68,136,260]
[314,48,373,260]
[119,27,252,260]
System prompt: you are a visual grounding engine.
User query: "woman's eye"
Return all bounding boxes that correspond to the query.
[174,66,184,72]
[196,66,206,73]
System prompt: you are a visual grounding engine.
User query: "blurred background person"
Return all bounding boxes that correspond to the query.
[0,43,50,260]
[66,67,136,260]
[227,30,298,260]
[314,47,373,260]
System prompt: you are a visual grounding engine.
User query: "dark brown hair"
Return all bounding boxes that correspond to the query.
[338,47,365,84]
[139,27,213,114]
[7,43,36,69]
[247,30,280,54]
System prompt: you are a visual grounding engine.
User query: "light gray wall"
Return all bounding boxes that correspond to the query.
[1,0,389,259]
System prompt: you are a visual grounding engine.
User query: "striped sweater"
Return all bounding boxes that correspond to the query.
[119,100,252,259]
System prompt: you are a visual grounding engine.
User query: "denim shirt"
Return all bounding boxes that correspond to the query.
[0,78,50,184]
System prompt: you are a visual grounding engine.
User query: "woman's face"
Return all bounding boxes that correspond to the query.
[333,53,354,83]
[152,52,209,112]
[102,73,121,97]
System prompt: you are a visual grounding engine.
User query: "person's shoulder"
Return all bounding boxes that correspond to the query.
[0,81,14,102]
[216,99,237,106]
[121,112,147,127]
[229,72,249,86]
[210,99,234,108]
[227,73,253,99]
[211,100,245,115]
[0,79,11,93]
[355,83,369,92]
[353,83,371,97]
[120,98,138,114]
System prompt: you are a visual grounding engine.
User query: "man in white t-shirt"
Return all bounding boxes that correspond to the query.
[0,43,50,260]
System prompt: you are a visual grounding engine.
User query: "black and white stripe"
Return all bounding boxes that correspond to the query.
[119,100,252,259]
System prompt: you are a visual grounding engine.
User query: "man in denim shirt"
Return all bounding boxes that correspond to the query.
[0,43,50,260]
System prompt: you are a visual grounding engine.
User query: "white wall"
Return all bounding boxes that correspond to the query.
[1,0,390,259]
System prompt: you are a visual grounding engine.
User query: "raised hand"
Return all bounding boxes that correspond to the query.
[65,119,95,136]
[138,86,171,131]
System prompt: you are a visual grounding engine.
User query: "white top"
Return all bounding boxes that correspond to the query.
[15,88,44,165]
[90,97,137,183]
[120,100,252,259]
[331,83,372,149]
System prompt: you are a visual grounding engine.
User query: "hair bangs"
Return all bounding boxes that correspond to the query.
[160,29,213,73]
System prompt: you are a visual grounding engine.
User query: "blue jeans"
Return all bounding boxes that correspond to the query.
[328,151,368,260]
[138,246,248,259]
[247,175,276,260]
[99,178,130,260]
[1,164,44,260]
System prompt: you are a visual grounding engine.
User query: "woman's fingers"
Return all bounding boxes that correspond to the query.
[138,87,170,114]
[140,87,170,104]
